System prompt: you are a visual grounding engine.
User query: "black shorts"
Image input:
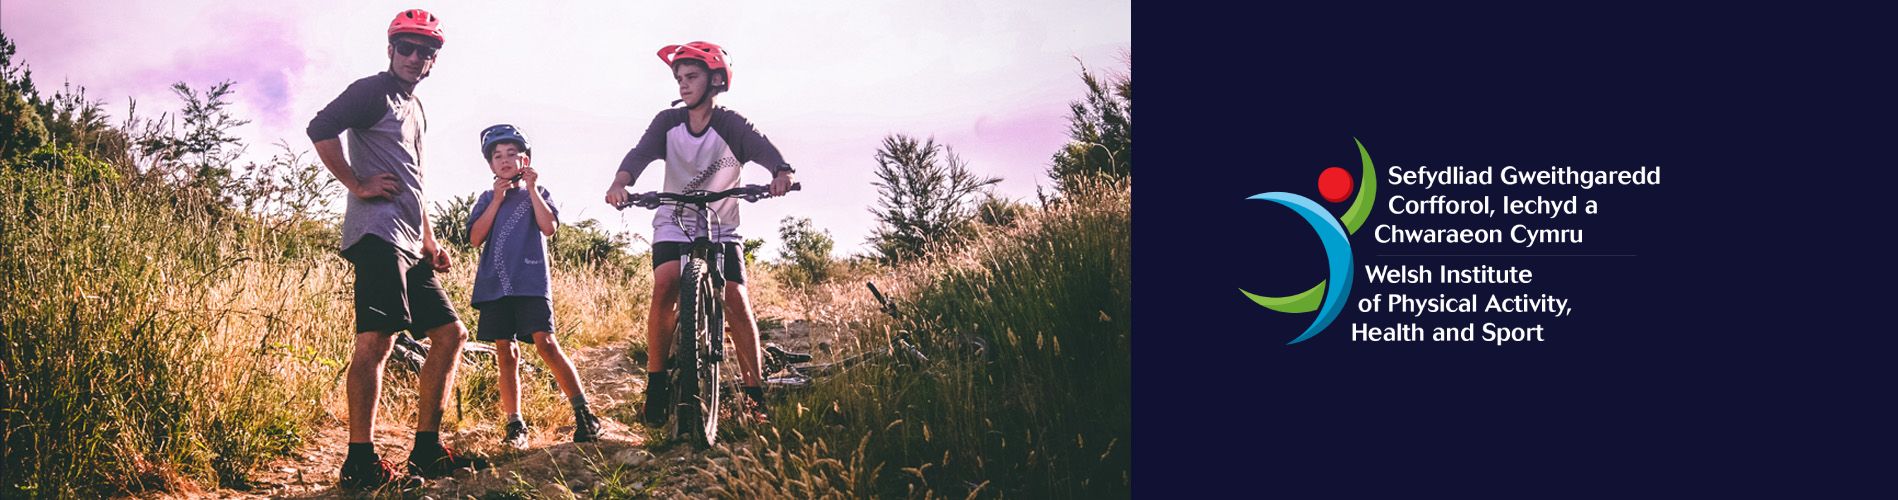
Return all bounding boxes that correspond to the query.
[475,296,556,344]
[652,241,746,285]
[342,235,460,335]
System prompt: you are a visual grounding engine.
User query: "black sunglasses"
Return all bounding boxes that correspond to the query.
[393,41,438,60]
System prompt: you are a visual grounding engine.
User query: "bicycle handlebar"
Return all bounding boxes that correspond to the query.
[866,282,900,317]
[614,183,802,210]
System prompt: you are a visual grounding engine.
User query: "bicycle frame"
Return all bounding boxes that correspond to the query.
[616,183,798,447]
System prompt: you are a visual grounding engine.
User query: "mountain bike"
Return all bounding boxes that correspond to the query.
[615,182,799,448]
[761,282,992,391]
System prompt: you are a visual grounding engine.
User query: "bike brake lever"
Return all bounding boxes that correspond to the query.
[630,193,663,209]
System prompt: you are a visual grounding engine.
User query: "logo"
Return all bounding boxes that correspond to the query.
[1244,138,1377,345]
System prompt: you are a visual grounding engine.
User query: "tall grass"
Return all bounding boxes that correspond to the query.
[0,169,346,496]
[0,168,654,496]
[706,177,1131,498]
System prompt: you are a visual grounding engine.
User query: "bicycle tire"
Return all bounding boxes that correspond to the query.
[669,257,720,448]
[702,261,725,445]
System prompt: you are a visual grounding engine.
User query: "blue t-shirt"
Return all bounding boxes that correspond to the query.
[467,186,559,305]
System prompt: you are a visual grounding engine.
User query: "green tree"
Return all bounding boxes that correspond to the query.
[1,31,42,108]
[41,81,131,169]
[776,216,836,287]
[1,33,47,163]
[135,81,249,199]
[1048,56,1131,195]
[868,134,1000,263]
[4,32,135,174]
[0,85,47,163]
[431,193,479,249]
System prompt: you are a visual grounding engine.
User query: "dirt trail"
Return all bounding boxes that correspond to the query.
[161,322,829,499]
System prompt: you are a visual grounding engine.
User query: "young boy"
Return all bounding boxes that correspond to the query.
[603,41,797,426]
[467,124,602,447]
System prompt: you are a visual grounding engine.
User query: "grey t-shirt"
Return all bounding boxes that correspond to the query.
[307,72,428,257]
[616,107,791,243]
[465,186,559,305]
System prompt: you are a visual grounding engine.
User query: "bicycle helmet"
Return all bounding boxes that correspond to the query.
[480,124,530,159]
[388,9,444,47]
[658,41,731,90]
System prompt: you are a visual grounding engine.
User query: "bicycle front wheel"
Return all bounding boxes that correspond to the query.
[669,257,721,448]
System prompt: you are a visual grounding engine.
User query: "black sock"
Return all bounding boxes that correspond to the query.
[414,431,441,453]
[647,372,669,392]
[346,442,377,464]
[743,386,766,406]
[570,394,591,416]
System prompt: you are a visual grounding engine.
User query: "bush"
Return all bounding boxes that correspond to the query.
[714,177,1131,498]
[551,218,642,271]
[1048,56,1132,196]
[868,134,1000,263]
[776,216,836,288]
[0,169,345,495]
[976,192,1032,229]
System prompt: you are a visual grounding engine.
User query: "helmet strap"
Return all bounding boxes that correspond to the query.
[672,86,720,110]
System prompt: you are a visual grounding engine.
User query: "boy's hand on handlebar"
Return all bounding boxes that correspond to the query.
[770,171,795,197]
[605,185,631,208]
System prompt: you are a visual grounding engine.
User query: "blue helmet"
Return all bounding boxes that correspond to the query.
[480,124,530,159]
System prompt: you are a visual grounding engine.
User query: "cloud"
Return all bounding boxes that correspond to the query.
[3,0,1130,257]
[3,2,312,128]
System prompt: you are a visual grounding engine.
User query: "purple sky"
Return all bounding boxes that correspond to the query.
[2,1,1130,257]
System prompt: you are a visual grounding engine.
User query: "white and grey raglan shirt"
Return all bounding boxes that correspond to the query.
[306,71,429,257]
[617,107,792,243]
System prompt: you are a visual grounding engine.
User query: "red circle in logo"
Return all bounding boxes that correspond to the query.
[1318,166,1353,203]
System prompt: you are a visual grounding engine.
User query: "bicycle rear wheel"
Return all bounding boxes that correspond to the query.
[668,257,721,448]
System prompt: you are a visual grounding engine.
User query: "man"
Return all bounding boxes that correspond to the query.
[306,8,487,489]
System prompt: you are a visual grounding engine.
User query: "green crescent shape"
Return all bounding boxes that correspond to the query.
[1247,139,1375,313]
[1339,137,1376,234]
[1242,281,1324,313]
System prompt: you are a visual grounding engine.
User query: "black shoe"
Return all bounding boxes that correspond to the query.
[738,396,772,426]
[574,411,602,442]
[339,458,411,490]
[407,445,490,478]
[643,384,671,426]
[502,421,530,450]
[739,387,772,425]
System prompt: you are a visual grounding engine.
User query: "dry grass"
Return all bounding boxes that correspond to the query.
[0,169,653,496]
[2,168,1130,498]
[700,176,1132,499]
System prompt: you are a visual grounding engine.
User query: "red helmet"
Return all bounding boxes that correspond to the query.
[658,41,731,90]
[388,9,444,46]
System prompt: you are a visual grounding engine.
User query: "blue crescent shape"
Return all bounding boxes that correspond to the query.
[1250,192,1354,345]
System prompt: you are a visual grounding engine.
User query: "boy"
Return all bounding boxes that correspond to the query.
[467,124,603,448]
[603,41,796,425]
